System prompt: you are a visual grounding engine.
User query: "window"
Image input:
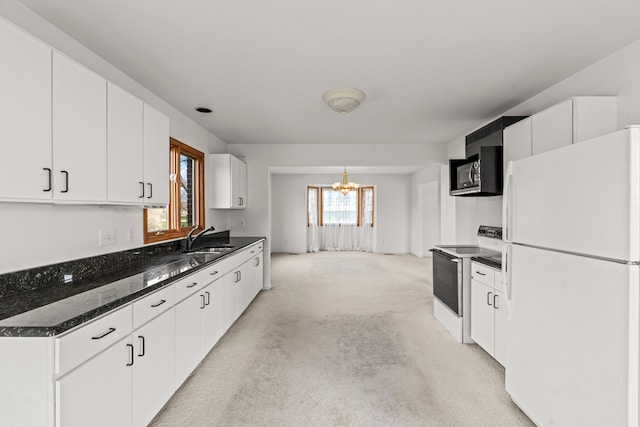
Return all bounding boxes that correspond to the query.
[307,186,374,226]
[144,138,205,243]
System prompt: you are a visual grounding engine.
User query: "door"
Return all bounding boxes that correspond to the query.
[52,52,107,201]
[133,308,176,427]
[531,99,573,155]
[143,104,170,206]
[421,181,440,256]
[107,82,144,203]
[175,290,204,386]
[0,18,52,201]
[505,244,635,427]
[470,279,494,355]
[56,336,132,427]
[493,288,507,366]
[506,127,639,262]
[431,250,461,315]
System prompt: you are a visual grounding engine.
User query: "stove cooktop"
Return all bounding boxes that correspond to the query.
[435,245,500,257]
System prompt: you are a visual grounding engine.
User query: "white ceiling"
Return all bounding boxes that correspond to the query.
[18,0,640,146]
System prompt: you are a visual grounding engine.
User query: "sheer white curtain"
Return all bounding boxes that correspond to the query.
[307,224,374,252]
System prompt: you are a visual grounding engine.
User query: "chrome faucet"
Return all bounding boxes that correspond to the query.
[186,225,216,251]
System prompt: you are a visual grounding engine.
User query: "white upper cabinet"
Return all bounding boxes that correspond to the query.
[107,83,144,204]
[209,153,247,209]
[531,96,617,156]
[0,18,52,201]
[503,117,532,171]
[53,52,107,202]
[143,104,170,206]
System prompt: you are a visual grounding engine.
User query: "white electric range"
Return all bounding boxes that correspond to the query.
[430,226,502,343]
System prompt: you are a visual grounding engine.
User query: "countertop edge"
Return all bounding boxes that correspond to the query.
[0,237,266,337]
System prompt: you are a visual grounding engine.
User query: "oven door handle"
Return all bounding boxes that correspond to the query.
[450,258,459,263]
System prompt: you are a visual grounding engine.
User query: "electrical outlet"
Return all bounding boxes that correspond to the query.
[99,229,117,247]
[240,219,246,227]
[127,228,134,241]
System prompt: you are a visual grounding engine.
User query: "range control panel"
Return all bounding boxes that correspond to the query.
[477,225,502,240]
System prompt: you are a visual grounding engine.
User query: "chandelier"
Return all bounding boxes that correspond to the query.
[333,167,359,195]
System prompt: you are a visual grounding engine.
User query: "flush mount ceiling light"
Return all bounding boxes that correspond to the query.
[322,88,366,114]
[333,167,359,195]
[195,107,212,113]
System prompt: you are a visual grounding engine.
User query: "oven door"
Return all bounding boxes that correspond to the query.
[430,249,463,316]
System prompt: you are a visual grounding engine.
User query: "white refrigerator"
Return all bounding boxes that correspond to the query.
[502,126,640,427]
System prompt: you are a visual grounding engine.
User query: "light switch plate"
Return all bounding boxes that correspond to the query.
[99,229,117,247]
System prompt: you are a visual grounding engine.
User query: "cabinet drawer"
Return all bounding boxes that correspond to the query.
[471,262,495,287]
[133,285,175,329]
[55,305,132,375]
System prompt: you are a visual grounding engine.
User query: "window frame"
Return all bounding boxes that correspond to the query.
[143,137,205,244]
[307,186,374,227]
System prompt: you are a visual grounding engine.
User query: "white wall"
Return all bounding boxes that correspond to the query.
[0,2,227,274]
[271,173,411,254]
[443,38,640,244]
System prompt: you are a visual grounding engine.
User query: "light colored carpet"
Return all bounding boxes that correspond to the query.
[150,252,534,427]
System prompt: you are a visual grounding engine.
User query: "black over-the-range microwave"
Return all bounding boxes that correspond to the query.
[449,116,528,197]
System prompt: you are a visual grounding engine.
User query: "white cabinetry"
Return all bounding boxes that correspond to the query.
[209,154,247,209]
[0,240,265,427]
[503,117,532,170]
[470,261,507,365]
[0,17,52,201]
[503,96,618,169]
[107,83,144,204]
[56,336,133,427]
[52,52,107,202]
[531,96,617,156]
[143,104,170,206]
[132,308,175,427]
[107,89,169,206]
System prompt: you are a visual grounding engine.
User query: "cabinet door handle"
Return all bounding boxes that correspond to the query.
[139,181,145,198]
[60,170,69,193]
[200,294,206,309]
[239,197,243,206]
[43,168,52,192]
[486,291,493,306]
[187,282,198,288]
[138,336,145,357]
[255,257,260,267]
[126,344,134,366]
[150,299,166,308]
[493,294,499,310]
[91,327,116,340]
[205,291,210,306]
[209,270,219,276]
[147,183,153,199]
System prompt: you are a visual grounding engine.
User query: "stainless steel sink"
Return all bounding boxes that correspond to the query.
[191,247,228,254]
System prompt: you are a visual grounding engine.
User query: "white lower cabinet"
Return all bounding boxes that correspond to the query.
[1,240,265,427]
[132,308,176,427]
[56,336,133,427]
[470,261,507,365]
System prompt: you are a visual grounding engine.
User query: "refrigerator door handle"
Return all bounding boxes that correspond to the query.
[502,161,514,243]
[502,244,513,318]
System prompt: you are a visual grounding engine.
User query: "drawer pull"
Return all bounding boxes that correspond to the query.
[187,282,199,288]
[493,294,499,310]
[91,327,116,340]
[475,271,486,276]
[150,299,167,308]
[250,250,255,254]
[138,336,146,357]
[209,270,219,276]
[205,291,210,306]
[200,294,206,309]
[486,292,493,306]
[126,344,134,366]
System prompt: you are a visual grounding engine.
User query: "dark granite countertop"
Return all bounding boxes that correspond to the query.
[0,234,265,337]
